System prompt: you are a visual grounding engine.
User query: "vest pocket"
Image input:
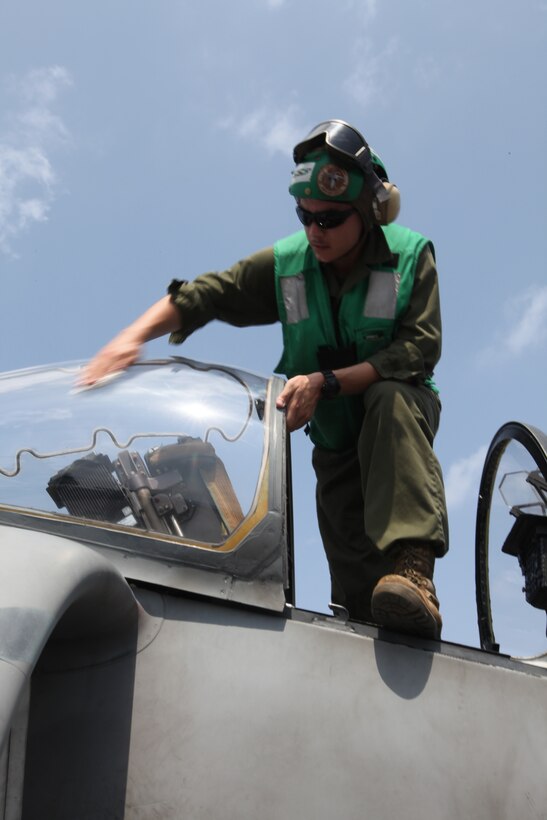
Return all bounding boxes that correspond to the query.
[355,326,390,359]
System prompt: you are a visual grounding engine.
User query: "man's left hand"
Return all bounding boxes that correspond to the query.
[275,373,324,432]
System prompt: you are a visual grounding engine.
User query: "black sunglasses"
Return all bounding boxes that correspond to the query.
[296,205,355,230]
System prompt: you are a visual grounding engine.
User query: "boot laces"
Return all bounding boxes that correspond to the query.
[396,550,439,607]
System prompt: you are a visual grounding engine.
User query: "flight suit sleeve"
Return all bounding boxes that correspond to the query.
[167,247,279,345]
[366,246,442,382]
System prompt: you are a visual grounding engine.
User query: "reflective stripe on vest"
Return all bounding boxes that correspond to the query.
[279,267,402,324]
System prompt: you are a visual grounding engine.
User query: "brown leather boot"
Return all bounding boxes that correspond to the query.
[371,545,442,639]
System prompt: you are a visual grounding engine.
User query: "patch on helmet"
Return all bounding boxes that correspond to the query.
[291,162,315,184]
[317,164,349,197]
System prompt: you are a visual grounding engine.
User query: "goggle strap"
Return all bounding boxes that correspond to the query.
[353,145,388,201]
[373,181,389,202]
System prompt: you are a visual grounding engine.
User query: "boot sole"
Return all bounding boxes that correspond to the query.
[371,582,442,640]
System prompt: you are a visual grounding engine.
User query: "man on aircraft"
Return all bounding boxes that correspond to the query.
[81,119,448,639]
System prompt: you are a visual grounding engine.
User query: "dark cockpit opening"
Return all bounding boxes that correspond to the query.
[476,422,547,658]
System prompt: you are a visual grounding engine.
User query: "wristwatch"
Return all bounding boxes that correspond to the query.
[320,369,341,399]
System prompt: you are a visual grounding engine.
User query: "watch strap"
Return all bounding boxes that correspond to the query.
[320,369,340,399]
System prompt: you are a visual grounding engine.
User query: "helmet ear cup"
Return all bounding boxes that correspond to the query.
[372,182,400,225]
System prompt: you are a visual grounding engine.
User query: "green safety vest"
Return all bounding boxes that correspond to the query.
[273,225,435,450]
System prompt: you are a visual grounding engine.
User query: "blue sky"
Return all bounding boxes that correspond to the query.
[1,0,546,653]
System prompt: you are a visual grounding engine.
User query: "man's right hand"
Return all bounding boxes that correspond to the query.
[77,333,142,386]
[77,295,183,386]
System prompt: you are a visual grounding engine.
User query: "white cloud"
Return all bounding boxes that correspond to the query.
[219,104,304,157]
[345,0,378,21]
[413,55,441,90]
[478,285,547,365]
[343,36,399,109]
[445,444,488,509]
[505,286,547,355]
[0,66,73,257]
[361,0,378,21]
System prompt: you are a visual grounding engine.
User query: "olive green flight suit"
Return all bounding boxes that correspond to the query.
[168,225,449,622]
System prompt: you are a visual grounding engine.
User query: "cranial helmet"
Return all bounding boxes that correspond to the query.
[289,119,400,225]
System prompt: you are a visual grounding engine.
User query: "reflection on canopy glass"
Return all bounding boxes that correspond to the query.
[0,360,269,548]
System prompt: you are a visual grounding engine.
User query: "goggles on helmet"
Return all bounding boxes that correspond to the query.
[293,119,389,203]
